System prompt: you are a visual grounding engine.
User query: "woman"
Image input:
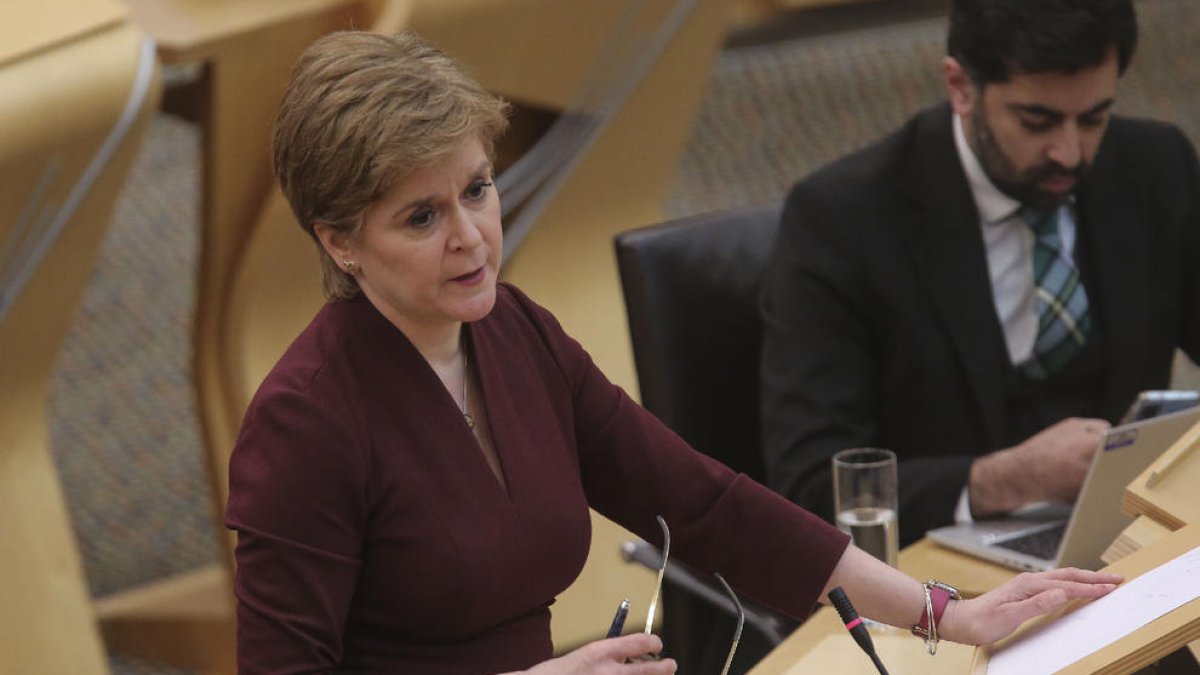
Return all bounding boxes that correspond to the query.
[226,30,1120,674]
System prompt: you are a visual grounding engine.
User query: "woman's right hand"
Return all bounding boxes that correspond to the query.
[939,567,1122,645]
[502,634,677,674]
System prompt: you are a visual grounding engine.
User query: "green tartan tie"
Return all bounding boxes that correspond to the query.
[1020,206,1091,380]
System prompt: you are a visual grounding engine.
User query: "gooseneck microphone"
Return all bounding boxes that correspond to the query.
[828,586,890,675]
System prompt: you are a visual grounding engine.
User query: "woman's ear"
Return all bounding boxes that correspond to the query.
[314,223,354,265]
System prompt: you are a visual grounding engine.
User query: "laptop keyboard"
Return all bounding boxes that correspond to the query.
[995,522,1068,560]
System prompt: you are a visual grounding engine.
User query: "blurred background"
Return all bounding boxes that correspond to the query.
[4,0,1198,672]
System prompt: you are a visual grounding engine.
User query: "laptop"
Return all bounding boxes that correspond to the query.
[926,404,1200,572]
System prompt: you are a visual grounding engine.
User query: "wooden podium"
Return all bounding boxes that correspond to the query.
[752,419,1200,675]
[974,420,1200,673]
[972,523,1200,674]
[1124,418,1200,531]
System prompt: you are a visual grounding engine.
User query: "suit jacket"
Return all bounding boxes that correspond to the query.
[761,103,1200,544]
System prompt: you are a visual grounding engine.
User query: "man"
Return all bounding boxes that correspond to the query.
[761,0,1200,546]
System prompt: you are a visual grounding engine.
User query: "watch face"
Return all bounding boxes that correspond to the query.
[930,580,961,598]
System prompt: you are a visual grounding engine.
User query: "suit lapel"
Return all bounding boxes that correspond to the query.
[898,106,1012,447]
[1076,130,1153,420]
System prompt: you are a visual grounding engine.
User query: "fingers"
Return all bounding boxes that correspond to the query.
[1031,578,1118,602]
[1043,418,1109,456]
[1004,569,1122,599]
[1067,417,1111,436]
[1065,420,1107,456]
[961,568,1123,645]
[623,657,677,674]
[1019,569,1122,594]
[1013,587,1068,620]
[589,634,677,672]
[1037,567,1123,585]
[1000,570,1120,624]
[1026,419,1107,501]
[600,633,664,659]
[1004,578,1117,626]
[528,635,677,675]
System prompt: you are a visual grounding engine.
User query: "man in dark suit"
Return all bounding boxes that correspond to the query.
[761,0,1200,546]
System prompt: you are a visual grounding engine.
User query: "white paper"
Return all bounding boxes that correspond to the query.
[988,545,1200,674]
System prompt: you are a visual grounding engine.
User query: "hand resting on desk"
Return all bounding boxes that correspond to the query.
[824,545,1122,648]
[938,567,1124,645]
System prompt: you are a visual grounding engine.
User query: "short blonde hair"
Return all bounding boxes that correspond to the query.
[273,30,510,299]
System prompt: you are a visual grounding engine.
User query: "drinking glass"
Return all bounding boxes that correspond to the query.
[832,448,899,568]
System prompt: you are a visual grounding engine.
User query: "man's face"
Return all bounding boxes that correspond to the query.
[946,51,1120,209]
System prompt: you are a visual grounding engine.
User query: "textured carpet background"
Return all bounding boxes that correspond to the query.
[44,1,1200,670]
[49,113,216,599]
[667,3,1200,218]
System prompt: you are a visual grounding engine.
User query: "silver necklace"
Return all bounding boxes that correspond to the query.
[460,346,474,430]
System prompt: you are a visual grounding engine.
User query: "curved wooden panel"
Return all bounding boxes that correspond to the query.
[0,20,161,674]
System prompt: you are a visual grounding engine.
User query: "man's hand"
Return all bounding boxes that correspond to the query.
[968,417,1110,517]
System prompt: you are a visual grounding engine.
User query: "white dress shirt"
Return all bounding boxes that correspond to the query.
[953,114,1078,365]
[950,114,1078,522]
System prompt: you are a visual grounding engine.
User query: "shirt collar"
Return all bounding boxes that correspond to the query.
[953,113,1021,226]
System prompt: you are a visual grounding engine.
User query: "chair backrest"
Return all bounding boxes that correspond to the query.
[615,204,785,675]
[615,203,781,481]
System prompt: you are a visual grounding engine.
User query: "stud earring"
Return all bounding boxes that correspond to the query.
[343,259,360,275]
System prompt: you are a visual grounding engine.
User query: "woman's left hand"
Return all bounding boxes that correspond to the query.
[939,567,1123,645]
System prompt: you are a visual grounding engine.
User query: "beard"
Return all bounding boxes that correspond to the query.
[969,104,1088,210]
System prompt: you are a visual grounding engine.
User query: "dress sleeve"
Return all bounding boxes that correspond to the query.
[225,379,369,675]
[502,285,849,620]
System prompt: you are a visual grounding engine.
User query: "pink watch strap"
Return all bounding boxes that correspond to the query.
[912,583,954,638]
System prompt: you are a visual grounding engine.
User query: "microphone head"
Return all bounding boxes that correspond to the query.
[827,586,860,625]
[827,586,886,674]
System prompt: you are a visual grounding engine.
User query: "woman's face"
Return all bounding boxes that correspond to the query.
[319,136,502,338]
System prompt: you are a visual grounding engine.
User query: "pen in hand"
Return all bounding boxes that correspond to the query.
[606,598,631,638]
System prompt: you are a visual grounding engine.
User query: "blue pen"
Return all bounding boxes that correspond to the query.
[606,598,630,638]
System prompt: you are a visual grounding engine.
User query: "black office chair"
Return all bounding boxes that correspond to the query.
[614,204,790,675]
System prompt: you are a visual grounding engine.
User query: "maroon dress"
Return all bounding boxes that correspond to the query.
[226,283,849,674]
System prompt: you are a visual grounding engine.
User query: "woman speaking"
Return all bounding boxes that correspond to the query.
[225,30,1120,674]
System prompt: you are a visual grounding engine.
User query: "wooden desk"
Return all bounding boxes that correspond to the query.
[750,539,1018,675]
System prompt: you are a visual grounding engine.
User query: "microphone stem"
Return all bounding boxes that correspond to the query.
[870,649,891,675]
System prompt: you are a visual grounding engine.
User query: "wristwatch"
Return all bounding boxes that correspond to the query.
[912,579,961,655]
